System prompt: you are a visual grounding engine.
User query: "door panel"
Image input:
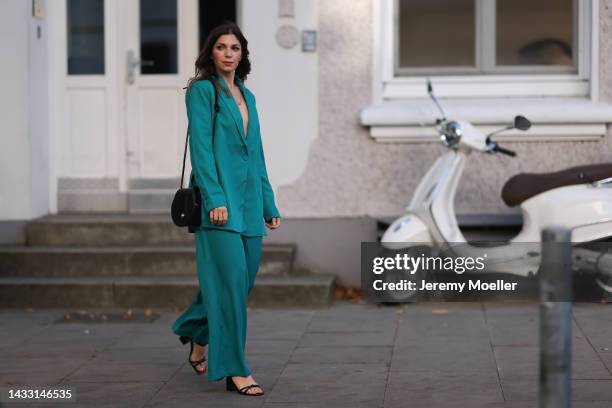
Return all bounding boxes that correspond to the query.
[124,0,197,181]
[138,90,180,175]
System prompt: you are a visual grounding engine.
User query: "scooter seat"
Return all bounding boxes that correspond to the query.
[501,163,612,207]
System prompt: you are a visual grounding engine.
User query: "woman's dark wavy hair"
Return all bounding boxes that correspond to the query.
[186,21,251,96]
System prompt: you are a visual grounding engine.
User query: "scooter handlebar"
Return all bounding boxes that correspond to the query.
[491,143,517,157]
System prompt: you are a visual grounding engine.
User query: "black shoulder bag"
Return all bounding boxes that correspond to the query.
[171,79,219,233]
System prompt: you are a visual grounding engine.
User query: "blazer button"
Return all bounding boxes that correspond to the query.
[242,154,248,161]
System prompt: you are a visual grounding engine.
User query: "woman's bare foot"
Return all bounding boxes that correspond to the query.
[231,375,263,395]
[190,343,207,373]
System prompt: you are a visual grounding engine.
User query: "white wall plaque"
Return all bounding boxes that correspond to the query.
[275,25,299,49]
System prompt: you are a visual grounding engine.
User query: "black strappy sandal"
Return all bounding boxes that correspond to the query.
[226,376,265,396]
[179,335,206,375]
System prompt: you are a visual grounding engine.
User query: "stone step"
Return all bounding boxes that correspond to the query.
[127,190,174,213]
[8,213,337,308]
[0,274,336,308]
[27,214,198,246]
[27,214,290,247]
[0,244,294,277]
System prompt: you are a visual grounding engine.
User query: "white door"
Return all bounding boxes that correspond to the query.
[121,0,198,185]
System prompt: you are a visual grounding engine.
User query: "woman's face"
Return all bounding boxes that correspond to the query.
[212,34,242,76]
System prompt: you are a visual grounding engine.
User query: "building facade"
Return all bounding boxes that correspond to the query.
[2,0,612,285]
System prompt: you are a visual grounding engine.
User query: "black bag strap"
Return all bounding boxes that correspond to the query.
[180,78,219,189]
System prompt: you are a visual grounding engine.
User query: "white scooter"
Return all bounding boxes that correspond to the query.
[381,80,612,298]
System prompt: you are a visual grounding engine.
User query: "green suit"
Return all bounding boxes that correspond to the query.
[186,76,280,235]
[172,75,280,382]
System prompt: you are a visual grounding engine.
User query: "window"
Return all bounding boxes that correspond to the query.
[372,0,595,99]
[398,0,476,73]
[496,0,574,70]
[67,0,105,75]
[140,0,178,74]
[198,0,236,50]
[361,0,611,142]
[397,0,577,76]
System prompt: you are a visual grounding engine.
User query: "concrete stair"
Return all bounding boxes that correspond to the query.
[0,214,336,308]
[127,189,175,213]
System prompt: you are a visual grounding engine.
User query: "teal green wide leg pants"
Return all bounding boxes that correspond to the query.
[171,228,263,382]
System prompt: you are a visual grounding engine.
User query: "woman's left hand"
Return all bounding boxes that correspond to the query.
[265,217,281,229]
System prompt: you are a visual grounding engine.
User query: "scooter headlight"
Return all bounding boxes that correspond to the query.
[441,121,462,147]
[393,216,411,232]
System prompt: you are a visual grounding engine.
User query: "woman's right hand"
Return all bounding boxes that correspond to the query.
[209,206,228,225]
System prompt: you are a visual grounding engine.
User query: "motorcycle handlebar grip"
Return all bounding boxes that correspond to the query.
[494,145,517,157]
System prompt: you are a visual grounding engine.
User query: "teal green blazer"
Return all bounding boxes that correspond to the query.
[186,76,280,236]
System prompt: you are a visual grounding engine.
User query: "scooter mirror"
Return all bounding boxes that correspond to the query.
[514,115,531,131]
[426,78,447,122]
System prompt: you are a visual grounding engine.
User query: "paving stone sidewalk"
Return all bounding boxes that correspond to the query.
[1,301,612,408]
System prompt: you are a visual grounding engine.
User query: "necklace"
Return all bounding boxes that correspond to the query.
[226,78,244,106]
[232,87,244,106]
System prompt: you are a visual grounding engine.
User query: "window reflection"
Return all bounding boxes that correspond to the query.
[67,0,105,75]
[497,0,574,66]
[140,0,178,74]
[398,0,475,68]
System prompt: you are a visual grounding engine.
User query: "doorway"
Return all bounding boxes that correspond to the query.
[121,0,236,211]
[56,0,237,213]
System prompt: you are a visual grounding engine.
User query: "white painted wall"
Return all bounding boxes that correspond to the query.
[240,0,318,193]
[0,0,51,222]
[29,1,51,217]
[0,1,32,220]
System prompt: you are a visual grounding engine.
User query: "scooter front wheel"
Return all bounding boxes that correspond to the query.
[595,277,612,295]
[380,245,432,303]
[383,267,425,303]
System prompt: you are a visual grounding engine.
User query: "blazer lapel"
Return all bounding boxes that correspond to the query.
[217,76,247,148]
[238,81,255,142]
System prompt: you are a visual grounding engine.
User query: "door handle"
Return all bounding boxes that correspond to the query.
[126,49,155,84]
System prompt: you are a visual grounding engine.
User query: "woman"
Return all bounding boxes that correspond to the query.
[171,21,281,397]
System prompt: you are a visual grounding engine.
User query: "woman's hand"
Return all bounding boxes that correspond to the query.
[209,206,228,225]
[265,217,281,230]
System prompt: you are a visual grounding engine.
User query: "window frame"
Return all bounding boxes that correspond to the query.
[66,0,106,76]
[375,0,598,101]
[394,0,580,76]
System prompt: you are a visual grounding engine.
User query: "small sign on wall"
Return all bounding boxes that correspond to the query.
[302,30,317,52]
[32,0,44,19]
[278,0,295,18]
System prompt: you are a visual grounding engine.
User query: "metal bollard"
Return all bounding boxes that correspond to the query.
[539,226,572,408]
